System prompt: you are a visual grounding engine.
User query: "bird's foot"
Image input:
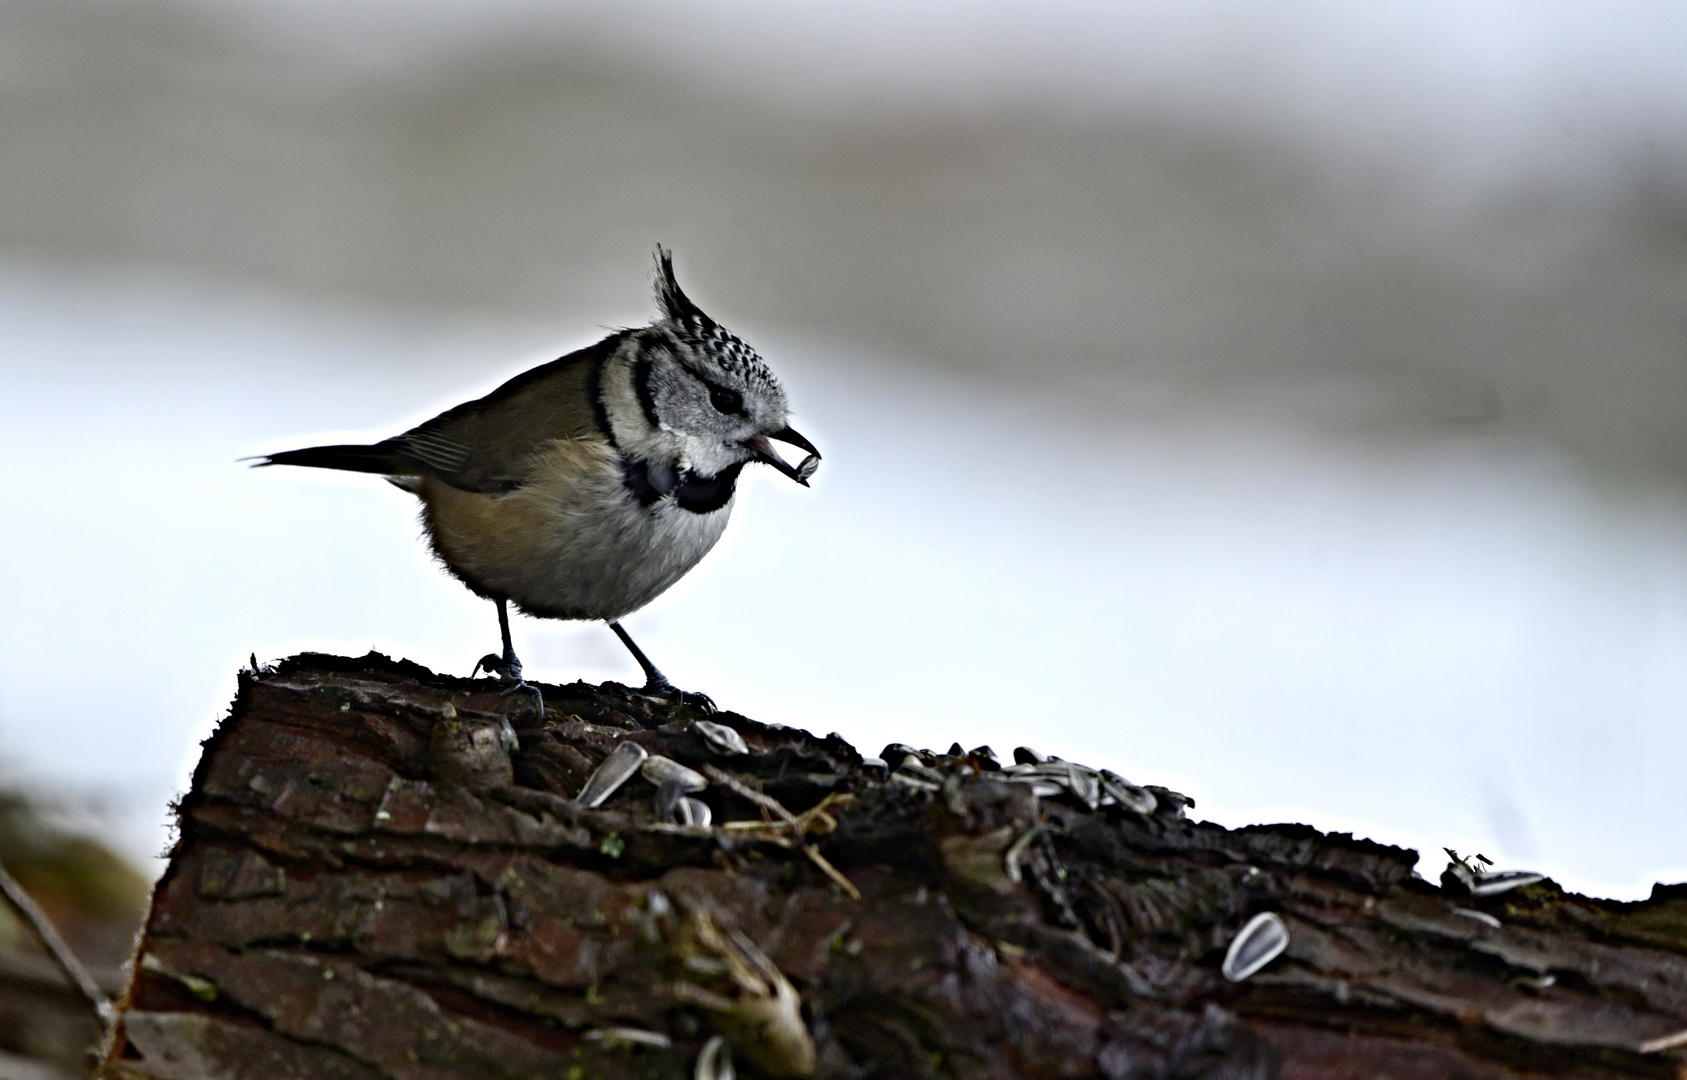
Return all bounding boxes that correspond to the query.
[499,679,544,725]
[640,677,715,714]
[473,652,522,682]
[472,653,543,725]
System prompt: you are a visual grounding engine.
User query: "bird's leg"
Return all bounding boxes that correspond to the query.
[608,621,715,713]
[473,598,542,727]
[473,598,523,680]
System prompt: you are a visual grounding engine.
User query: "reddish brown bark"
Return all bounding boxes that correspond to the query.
[99,653,1687,1079]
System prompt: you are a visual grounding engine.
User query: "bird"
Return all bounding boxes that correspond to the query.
[254,248,819,715]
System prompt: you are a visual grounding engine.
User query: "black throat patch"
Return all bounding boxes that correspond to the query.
[621,459,744,514]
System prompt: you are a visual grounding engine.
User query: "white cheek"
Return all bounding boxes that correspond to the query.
[682,436,745,477]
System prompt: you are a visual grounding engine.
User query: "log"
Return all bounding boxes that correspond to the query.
[99,652,1687,1079]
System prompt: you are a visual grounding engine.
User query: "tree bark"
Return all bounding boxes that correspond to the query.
[99,652,1687,1079]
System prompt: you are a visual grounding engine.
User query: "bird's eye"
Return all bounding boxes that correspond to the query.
[708,386,745,415]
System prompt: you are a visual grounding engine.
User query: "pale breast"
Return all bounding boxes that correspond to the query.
[419,439,732,622]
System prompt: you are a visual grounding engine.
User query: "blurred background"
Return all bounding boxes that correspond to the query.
[1,0,1684,911]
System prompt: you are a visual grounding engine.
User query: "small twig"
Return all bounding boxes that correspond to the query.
[1639,1027,1687,1054]
[0,855,113,1025]
[802,844,861,900]
[698,769,860,899]
[702,765,797,824]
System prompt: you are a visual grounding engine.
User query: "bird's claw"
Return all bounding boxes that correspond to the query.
[472,653,542,723]
[473,653,522,682]
[641,678,715,714]
[499,679,544,722]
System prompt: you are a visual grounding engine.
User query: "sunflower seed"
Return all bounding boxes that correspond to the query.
[695,1034,734,1080]
[892,774,940,792]
[694,720,749,756]
[1000,774,1064,798]
[893,760,943,791]
[1639,1027,1687,1055]
[1003,826,1041,884]
[677,797,712,827]
[654,778,687,819]
[1099,770,1158,815]
[1440,862,1475,893]
[1023,761,1074,779]
[578,741,648,807]
[1013,746,1046,765]
[899,760,945,784]
[1470,870,1545,897]
[1222,912,1289,982]
[881,743,921,768]
[796,454,821,484]
[968,745,1001,770]
[1450,907,1502,928]
[642,755,707,792]
[859,756,889,777]
[585,1027,671,1049]
[1148,786,1193,818]
[1064,764,1102,810]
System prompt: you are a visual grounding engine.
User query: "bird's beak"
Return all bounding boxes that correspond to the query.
[743,426,822,486]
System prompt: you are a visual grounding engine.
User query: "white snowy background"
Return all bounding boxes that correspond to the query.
[0,0,1684,897]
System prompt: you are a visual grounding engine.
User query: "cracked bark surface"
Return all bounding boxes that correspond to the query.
[99,653,1687,1079]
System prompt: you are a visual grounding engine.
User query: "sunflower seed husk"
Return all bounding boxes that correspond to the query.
[892,774,940,792]
[694,719,749,756]
[641,755,706,793]
[1099,769,1158,815]
[1470,870,1546,897]
[677,797,712,827]
[1639,1027,1687,1055]
[901,760,945,783]
[578,741,648,807]
[1023,761,1074,779]
[585,1027,672,1049]
[1147,786,1193,818]
[1222,911,1289,982]
[1058,764,1101,809]
[653,778,687,820]
[1000,775,1064,798]
[881,743,921,768]
[695,1034,734,1080]
[1450,907,1502,928]
[1003,826,1040,884]
[893,760,943,791]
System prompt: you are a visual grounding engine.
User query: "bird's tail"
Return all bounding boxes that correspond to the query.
[250,443,416,475]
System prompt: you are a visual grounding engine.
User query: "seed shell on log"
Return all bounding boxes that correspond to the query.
[1222,911,1289,982]
[1469,870,1546,897]
[694,720,750,756]
[577,740,648,807]
[642,754,707,793]
[1099,769,1158,815]
[678,797,712,827]
[695,1034,734,1080]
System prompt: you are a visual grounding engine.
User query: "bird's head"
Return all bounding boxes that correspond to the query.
[636,248,820,483]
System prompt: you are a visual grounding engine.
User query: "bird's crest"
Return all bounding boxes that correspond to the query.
[654,246,709,327]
